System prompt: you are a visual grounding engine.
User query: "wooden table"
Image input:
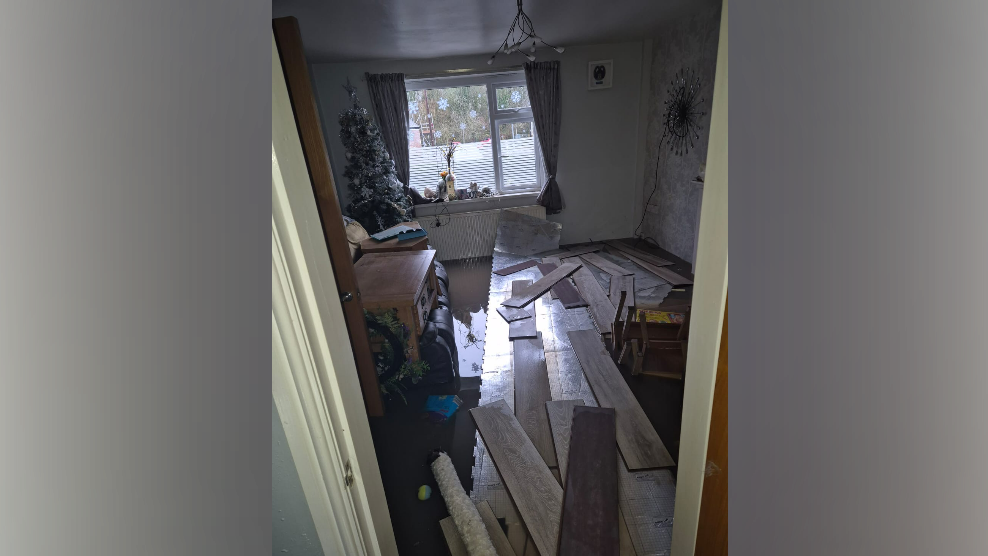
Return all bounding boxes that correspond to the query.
[359,221,430,254]
[354,250,439,362]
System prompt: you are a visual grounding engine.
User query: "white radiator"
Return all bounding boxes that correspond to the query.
[415,205,546,261]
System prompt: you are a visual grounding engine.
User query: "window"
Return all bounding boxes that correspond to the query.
[406,71,544,198]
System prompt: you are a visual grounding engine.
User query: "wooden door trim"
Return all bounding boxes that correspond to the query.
[695,297,727,556]
[273,16,383,416]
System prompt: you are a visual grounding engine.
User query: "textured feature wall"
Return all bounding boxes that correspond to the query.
[641,1,722,261]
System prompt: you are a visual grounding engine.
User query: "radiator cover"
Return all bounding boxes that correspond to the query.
[415,205,546,261]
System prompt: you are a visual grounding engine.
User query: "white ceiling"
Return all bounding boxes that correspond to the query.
[273,0,696,62]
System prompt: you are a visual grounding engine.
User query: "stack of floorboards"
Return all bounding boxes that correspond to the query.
[458,254,676,555]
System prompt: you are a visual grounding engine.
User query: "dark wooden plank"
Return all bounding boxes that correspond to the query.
[604,240,673,267]
[621,251,694,286]
[556,244,602,259]
[494,259,539,276]
[538,263,588,309]
[609,276,635,309]
[545,400,585,483]
[571,267,616,334]
[476,501,519,556]
[559,406,619,556]
[509,318,538,340]
[546,404,638,556]
[502,262,581,308]
[513,334,557,467]
[470,400,563,556]
[541,256,561,299]
[273,17,383,416]
[696,299,728,556]
[568,329,675,469]
[497,306,534,323]
[579,252,634,277]
[506,280,537,338]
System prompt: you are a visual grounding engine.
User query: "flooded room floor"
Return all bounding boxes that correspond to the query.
[367,256,493,556]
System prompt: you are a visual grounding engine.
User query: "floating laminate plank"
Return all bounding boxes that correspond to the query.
[539,256,568,299]
[440,516,469,556]
[494,259,539,276]
[541,256,561,299]
[557,244,602,259]
[609,276,635,309]
[508,280,538,340]
[502,262,581,308]
[568,329,675,469]
[571,267,616,334]
[538,263,588,309]
[546,400,637,556]
[621,251,693,286]
[509,318,538,340]
[497,305,534,323]
[545,400,585,483]
[604,240,673,267]
[579,252,634,277]
[470,400,563,556]
[476,501,519,556]
[560,406,619,556]
[513,333,557,467]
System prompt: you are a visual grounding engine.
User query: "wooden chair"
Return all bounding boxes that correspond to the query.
[613,296,691,379]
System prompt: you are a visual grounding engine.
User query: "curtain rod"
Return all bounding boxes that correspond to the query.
[361,65,524,82]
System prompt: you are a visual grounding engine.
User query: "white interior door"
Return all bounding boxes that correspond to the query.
[271,33,398,556]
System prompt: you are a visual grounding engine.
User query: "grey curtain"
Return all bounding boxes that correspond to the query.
[524,61,563,213]
[364,72,411,192]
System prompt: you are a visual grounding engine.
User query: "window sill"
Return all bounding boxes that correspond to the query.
[412,192,540,217]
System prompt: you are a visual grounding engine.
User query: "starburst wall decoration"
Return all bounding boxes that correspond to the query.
[662,68,706,155]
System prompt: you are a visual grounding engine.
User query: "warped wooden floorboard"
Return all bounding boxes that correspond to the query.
[559,406,619,556]
[571,267,616,334]
[470,399,563,556]
[508,280,538,339]
[579,252,634,277]
[545,399,585,483]
[440,516,468,556]
[556,243,602,259]
[609,275,635,309]
[494,259,538,276]
[513,333,557,467]
[604,240,673,267]
[546,400,637,556]
[476,501,519,556]
[537,262,587,308]
[568,329,675,469]
[615,250,694,287]
[502,263,582,308]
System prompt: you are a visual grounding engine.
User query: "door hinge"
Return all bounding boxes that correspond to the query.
[343,460,355,488]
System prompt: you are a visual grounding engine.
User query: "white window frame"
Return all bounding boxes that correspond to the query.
[405,70,544,196]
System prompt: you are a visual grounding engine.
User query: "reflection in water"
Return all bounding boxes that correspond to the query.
[452,305,486,377]
[440,256,494,378]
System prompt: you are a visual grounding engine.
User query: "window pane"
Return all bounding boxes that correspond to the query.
[495,85,531,110]
[497,121,539,190]
[407,87,495,195]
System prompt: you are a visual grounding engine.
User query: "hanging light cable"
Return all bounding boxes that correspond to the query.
[487,0,564,65]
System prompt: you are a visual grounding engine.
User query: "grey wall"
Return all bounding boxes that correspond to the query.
[273,401,324,556]
[310,42,646,245]
[640,0,722,261]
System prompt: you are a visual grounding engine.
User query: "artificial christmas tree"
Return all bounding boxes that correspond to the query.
[339,80,412,233]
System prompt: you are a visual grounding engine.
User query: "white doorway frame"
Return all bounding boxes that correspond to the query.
[272,33,398,556]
